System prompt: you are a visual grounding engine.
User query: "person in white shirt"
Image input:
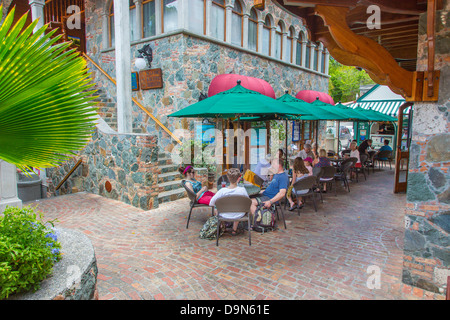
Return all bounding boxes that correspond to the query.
[254,154,271,181]
[210,168,249,236]
[349,141,361,179]
[296,144,315,160]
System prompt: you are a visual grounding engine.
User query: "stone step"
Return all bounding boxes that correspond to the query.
[158,164,180,174]
[157,187,187,204]
[158,171,182,184]
[158,157,173,166]
[157,179,184,192]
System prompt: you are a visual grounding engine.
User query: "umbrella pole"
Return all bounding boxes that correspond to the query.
[285,119,288,170]
[337,120,340,154]
[315,120,319,155]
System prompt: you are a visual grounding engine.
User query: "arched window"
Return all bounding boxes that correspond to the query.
[231,0,243,46]
[162,0,178,33]
[286,27,294,63]
[275,22,283,60]
[295,31,304,66]
[211,0,226,41]
[143,0,156,38]
[248,8,258,51]
[262,15,271,56]
[189,0,206,35]
[109,2,115,47]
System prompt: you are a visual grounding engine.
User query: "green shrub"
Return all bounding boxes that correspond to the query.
[0,206,61,300]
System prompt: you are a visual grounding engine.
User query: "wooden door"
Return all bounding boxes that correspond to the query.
[394,103,413,193]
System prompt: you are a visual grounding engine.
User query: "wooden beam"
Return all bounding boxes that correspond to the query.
[315,5,414,99]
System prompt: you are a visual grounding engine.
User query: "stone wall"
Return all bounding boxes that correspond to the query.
[403,1,450,293]
[47,121,161,210]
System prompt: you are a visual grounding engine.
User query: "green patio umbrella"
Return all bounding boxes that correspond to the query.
[277,94,348,120]
[168,81,306,120]
[310,99,370,121]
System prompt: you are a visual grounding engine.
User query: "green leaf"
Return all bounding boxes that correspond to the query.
[0,8,97,170]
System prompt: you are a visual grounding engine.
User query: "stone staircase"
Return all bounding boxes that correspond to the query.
[93,89,117,131]
[156,152,187,205]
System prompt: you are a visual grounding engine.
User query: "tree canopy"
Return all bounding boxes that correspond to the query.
[328,58,375,103]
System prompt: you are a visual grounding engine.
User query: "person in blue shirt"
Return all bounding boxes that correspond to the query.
[375,140,393,160]
[250,158,289,216]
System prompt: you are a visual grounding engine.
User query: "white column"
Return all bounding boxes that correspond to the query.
[292,35,298,64]
[178,0,188,29]
[205,0,212,36]
[301,40,307,68]
[317,45,323,73]
[155,0,162,35]
[0,160,22,213]
[270,26,276,57]
[114,0,133,133]
[282,32,288,61]
[134,0,143,40]
[257,20,263,53]
[242,14,249,49]
[102,13,109,49]
[225,5,233,43]
[324,49,330,75]
[29,0,45,33]
[310,43,316,70]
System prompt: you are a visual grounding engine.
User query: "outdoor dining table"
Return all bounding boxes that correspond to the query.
[329,158,345,166]
[217,182,261,197]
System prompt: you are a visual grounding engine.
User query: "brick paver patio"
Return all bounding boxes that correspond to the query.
[28,169,445,300]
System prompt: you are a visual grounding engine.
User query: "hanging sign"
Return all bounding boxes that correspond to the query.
[139,68,163,90]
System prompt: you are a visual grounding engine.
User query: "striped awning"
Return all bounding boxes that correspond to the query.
[347,100,411,117]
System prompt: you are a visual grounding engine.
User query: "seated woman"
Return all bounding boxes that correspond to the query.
[313,149,331,167]
[179,165,215,205]
[209,168,249,236]
[287,157,311,211]
[349,141,362,179]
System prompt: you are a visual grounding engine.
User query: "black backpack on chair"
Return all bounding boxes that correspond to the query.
[252,198,276,233]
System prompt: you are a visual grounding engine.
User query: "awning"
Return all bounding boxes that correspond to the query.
[208,74,275,98]
[347,100,411,117]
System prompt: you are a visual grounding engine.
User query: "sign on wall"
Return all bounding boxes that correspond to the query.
[131,72,139,91]
[139,68,163,90]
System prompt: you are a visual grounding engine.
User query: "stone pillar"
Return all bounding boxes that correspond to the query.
[114,0,132,133]
[0,160,22,213]
[225,4,232,43]
[134,0,143,40]
[310,42,316,70]
[317,44,323,73]
[242,13,249,49]
[29,0,45,33]
[402,1,450,295]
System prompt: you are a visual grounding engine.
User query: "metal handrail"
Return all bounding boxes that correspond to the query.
[82,53,182,145]
[55,159,82,191]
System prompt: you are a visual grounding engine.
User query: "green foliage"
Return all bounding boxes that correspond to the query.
[328,58,375,103]
[0,6,97,172]
[0,206,61,300]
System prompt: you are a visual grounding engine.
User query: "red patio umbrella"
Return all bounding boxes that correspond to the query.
[296,90,335,105]
[208,74,276,98]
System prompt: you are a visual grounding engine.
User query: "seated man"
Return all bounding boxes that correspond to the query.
[250,158,289,218]
[210,168,249,236]
[375,139,393,160]
[296,144,315,160]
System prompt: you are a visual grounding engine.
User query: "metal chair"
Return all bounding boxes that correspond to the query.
[181,180,215,229]
[374,150,393,170]
[318,166,337,196]
[352,154,367,182]
[334,161,354,192]
[291,175,319,214]
[214,195,253,246]
[341,149,351,158]
[312,167,324,203]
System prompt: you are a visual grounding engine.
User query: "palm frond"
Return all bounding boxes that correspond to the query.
[0,6,98,172]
